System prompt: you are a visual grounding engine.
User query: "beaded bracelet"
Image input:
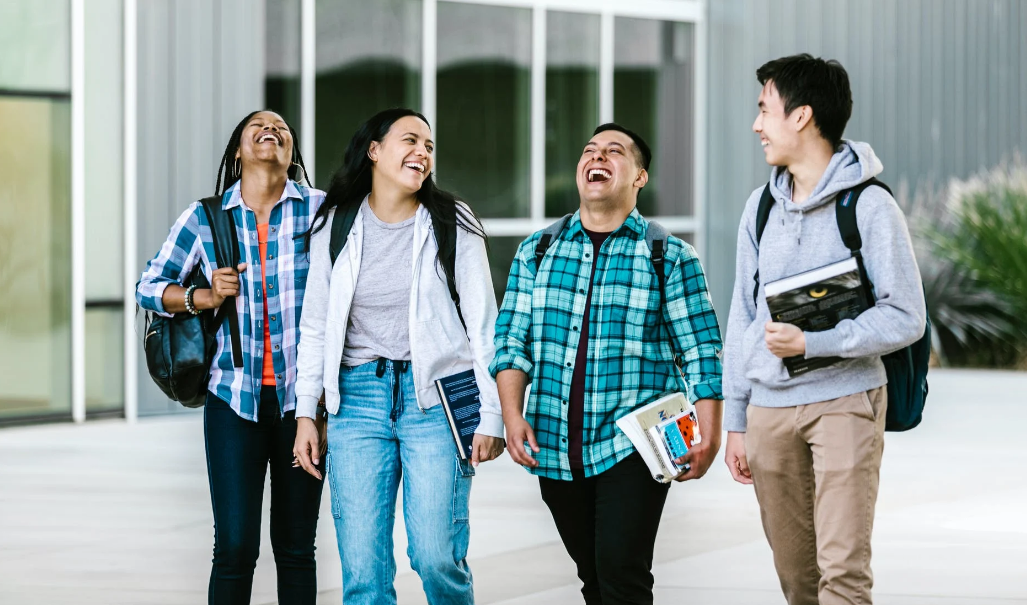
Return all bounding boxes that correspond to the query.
[184,284,201,315]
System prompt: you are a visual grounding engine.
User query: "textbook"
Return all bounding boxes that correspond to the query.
[434,369,481,460]
[764,256,871,376]
[616,392,702,483]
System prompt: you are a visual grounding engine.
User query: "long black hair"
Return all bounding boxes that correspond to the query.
[308,107,487,274]
[214,110,310,196]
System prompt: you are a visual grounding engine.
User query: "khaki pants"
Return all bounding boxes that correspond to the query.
[746,387,887,605]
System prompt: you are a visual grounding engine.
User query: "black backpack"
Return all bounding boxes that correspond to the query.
[329,203,466,330]
[753,179,931,431]
[533,215,678,363]
[144,197,243,408]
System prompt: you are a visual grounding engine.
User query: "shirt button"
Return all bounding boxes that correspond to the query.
[268,282,274,289]
[270,315,276,321]
[268,254,274,260]
[572,326,578,331]
[276,373,282,380]
[562,400,568,405]
[566,362,572,368]
[274,344,280,351]
[578,288,585,294]
[270,226,277,233]
[561,438,567,442]
[584,253,590,259]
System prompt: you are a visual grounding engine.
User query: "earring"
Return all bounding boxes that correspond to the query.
[234,158,241,175]
[291,162,307,183]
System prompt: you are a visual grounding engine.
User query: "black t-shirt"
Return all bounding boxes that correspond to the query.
[568,228,613,469]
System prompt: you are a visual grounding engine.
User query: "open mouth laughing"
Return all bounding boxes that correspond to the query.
[587,168,612,183]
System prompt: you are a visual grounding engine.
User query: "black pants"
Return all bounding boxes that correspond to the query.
[204,387,325,605]
[538,453,671,605]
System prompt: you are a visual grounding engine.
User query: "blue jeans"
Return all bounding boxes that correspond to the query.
[204,387,325,605]
[326,359,475,605]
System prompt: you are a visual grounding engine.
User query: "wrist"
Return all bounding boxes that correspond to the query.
[193,289,214,310]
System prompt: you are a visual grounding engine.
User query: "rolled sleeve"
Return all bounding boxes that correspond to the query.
[136,202,203,317]
[490,240,537,379]
[666,249,724,405]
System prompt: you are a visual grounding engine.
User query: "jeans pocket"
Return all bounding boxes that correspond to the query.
[453,456,474,524]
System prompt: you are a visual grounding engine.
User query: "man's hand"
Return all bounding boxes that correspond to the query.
[673,429,722,482]
[470,434,505,467]
[504,416,540,468]
[765,321,806,358]
[292,416,322,480]
[673,398,722,482]
[724,431,753,485]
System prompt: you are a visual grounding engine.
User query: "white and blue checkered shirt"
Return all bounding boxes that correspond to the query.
[136,180,325,421]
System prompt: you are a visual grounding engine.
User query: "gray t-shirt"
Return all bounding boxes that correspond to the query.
[342,201,415,366]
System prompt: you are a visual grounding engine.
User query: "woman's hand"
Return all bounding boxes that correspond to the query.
[470,434,505,467]
[292,417,323,480]
[205,263,248,308]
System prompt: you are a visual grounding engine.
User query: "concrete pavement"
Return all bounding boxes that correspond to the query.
[1,369,1025,604]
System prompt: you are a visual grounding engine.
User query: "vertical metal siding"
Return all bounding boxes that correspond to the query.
[706,0,1027,314]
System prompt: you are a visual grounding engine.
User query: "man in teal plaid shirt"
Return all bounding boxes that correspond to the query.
[490,124,724,605]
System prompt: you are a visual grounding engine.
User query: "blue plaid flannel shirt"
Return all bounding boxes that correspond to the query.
[490,210,723,480]
[136,180,325,421]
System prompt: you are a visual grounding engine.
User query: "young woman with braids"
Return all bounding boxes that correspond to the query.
[291,108,504,604]
[136,110,326,605]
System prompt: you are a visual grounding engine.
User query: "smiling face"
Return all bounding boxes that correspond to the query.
[235,111,293,175]
[575,130,648,206]
[753,80,802,167]
[367,115,434,195]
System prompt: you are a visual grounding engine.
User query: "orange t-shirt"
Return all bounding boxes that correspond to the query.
[257,223,275,386]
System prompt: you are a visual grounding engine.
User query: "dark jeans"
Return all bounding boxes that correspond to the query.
[538,453,671,605]
[204,387,325,605]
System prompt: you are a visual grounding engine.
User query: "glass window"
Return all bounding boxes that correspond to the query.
[85,307,123,414]
[437,2,531,219]
[614,18,695,218]
[0,96,72,420]
[84,0,125,416]
[265,0,303,131]
[0,0,71,93]
[315,0,422,187]
[545,11,600,218]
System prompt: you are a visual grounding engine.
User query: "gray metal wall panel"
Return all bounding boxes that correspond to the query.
[705,0,1027,316]
[135,0,265,416]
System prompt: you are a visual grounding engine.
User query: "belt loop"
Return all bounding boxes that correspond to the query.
[376,358,387,378]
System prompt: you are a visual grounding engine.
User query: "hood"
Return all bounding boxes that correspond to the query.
[769,140,884,212]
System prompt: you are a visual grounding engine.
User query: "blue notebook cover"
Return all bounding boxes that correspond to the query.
[434,369,481,460]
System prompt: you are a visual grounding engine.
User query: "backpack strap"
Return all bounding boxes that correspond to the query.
[645,220,670,308]
[834,177,893,300]
[199,196,243,368]
[534,214,573,271]
[644,219,681,368]
[751,183,774,306]
[328,202,361,266]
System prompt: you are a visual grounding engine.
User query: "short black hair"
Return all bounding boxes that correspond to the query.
[592,123,652,171]
[756,54,852,150]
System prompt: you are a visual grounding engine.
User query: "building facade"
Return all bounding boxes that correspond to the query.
[1,0,1025,424]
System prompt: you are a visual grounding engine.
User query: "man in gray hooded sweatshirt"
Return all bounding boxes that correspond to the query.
[722,54,927,605]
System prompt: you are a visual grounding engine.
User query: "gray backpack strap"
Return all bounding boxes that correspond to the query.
[533,213,573,271]
[645,220,670,306]
[645,220,680,367]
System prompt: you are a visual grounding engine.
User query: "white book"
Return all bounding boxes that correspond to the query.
[615,392,701,483]
[764,256,859,297]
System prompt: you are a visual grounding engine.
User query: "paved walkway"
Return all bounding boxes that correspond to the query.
[1,369,1025,604]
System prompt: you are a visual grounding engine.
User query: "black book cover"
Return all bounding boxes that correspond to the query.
[434,370,481,460]
[765,257,871,376]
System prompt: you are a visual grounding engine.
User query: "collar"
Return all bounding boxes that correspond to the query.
[222,179,304,210]
[564,207,645,240]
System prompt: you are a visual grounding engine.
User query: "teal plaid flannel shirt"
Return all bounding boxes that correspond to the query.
[490,210,723,480]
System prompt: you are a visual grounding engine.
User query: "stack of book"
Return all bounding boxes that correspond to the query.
[616,392,702,483]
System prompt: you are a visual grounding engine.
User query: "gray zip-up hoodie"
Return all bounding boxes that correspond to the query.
[723,141,927,432]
